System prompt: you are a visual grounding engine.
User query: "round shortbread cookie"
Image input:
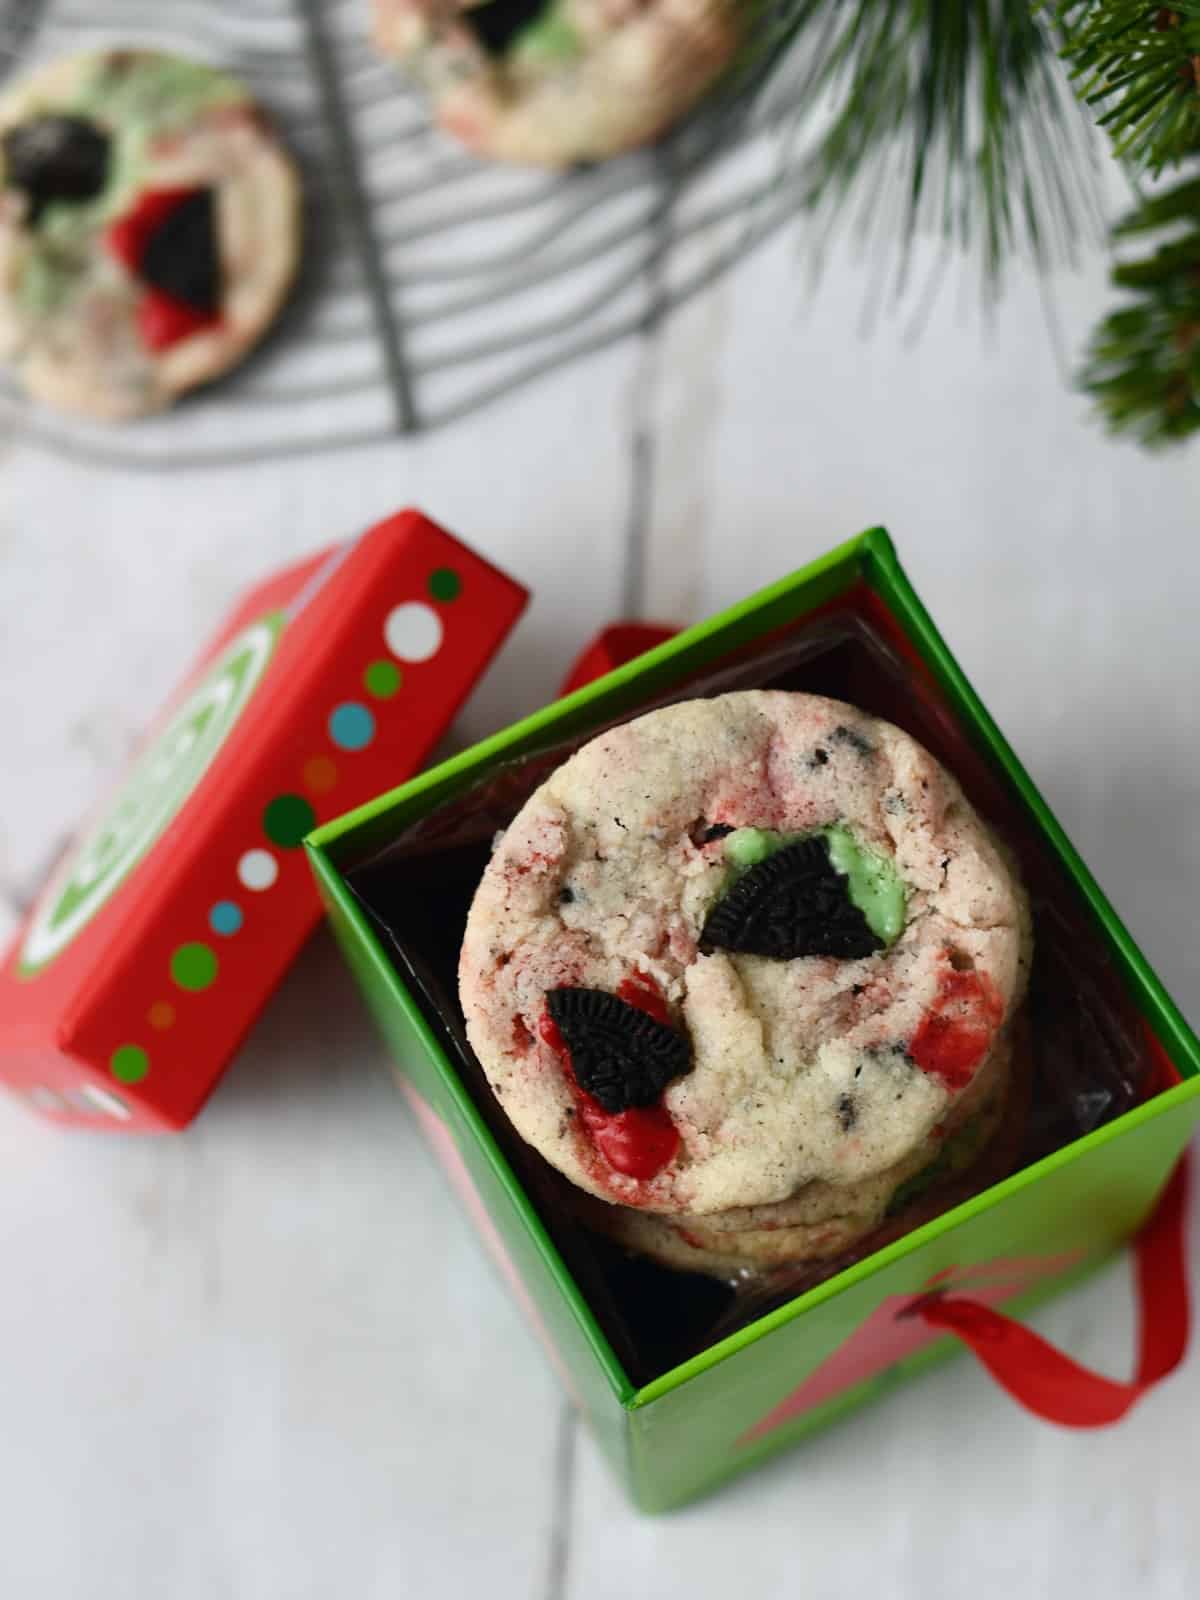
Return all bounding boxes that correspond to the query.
[371,0,744,167]
[460,691,1032,1218]
[0,50,301,419]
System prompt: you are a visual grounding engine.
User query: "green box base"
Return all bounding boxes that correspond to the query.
[308,529,1200,1510]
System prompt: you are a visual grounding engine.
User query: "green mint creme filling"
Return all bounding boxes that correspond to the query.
[722,824,906,947]
[512,10,581,63]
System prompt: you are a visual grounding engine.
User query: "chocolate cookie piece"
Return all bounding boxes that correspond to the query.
[3,113,109,223]
[547,986,691,1112]
[701,836,883,961]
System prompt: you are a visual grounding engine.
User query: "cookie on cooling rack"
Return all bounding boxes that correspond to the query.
[0,50,301,421]
[371,0,744,167]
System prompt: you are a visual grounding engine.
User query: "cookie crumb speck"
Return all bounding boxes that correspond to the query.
[700,822,734,843]
[833,724,874,758]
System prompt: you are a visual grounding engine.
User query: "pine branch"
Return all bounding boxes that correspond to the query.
[727,3,1200,449]
[1079,176,1200,444]
[741,1,1098,293]
[1056,2,1200,172]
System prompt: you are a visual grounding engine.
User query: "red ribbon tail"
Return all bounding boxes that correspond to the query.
[915,1152,1191,1429]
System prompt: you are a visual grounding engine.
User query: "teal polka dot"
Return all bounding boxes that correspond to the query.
[329,702,375,752]
[209,901,243,937]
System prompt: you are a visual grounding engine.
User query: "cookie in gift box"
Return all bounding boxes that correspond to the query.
[314,528,1200,1511]
[459,689,1034,1278]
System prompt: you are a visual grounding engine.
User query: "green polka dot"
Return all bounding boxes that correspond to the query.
[364,659,401,699]
[111,1044,149,1085]
[170,942,218,992]
[263,793,317,848]
[428,568,461,602]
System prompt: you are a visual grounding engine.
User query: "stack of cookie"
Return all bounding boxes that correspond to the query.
[459,691,1032,1278]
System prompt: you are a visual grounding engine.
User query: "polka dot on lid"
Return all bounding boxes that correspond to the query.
[263,793,316,849]
[110,1044,149,1085]
[171,942,218,992]
[329,702,375,751]
[238,848,278,892]
[364,659,401,699]
[303,756,338,795]
[147,1001,175,1031]
[428,568,462,602]
[384,602,442,663]
[209,900,243,937]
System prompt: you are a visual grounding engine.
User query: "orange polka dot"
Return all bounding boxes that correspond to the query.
[303,756,338,795]
[148,1001,176,1031]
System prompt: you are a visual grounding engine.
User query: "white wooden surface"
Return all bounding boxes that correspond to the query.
[2,211,1200,1599]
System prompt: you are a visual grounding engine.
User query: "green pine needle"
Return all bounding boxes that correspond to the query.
[741,0,1098,294]
[1056,2,1200,172]
[723,3,1200,449]
[1079,176,1200,444]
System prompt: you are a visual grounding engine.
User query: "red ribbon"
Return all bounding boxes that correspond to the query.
[915,1151,1191,1427]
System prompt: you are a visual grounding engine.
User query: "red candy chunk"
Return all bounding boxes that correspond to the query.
[910,965,1003,1090]
[538,1010,567,1055]
[579,1099,680,1181]
[106,186,197,273]
[137,293,218,352]
[106,186,222,352]
[616,972,672,1027]
[539,976,682,1183]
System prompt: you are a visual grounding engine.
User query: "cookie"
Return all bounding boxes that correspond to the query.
[0,51,301,420]
[597,1041,1016,1276]
[371,0,744,167]
[459,691,1033,1225]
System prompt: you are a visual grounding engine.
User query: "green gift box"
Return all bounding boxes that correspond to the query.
[306,529,1200,1512]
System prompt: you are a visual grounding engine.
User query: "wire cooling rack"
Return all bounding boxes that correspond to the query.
[0,0,808,468]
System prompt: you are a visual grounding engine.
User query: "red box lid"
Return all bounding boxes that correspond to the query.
[0,509,528,1130]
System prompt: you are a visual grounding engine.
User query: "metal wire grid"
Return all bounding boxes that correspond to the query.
[0,0,809,468]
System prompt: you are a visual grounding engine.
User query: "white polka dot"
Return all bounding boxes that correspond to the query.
[384,602,442,663]
[237,849,278,892]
